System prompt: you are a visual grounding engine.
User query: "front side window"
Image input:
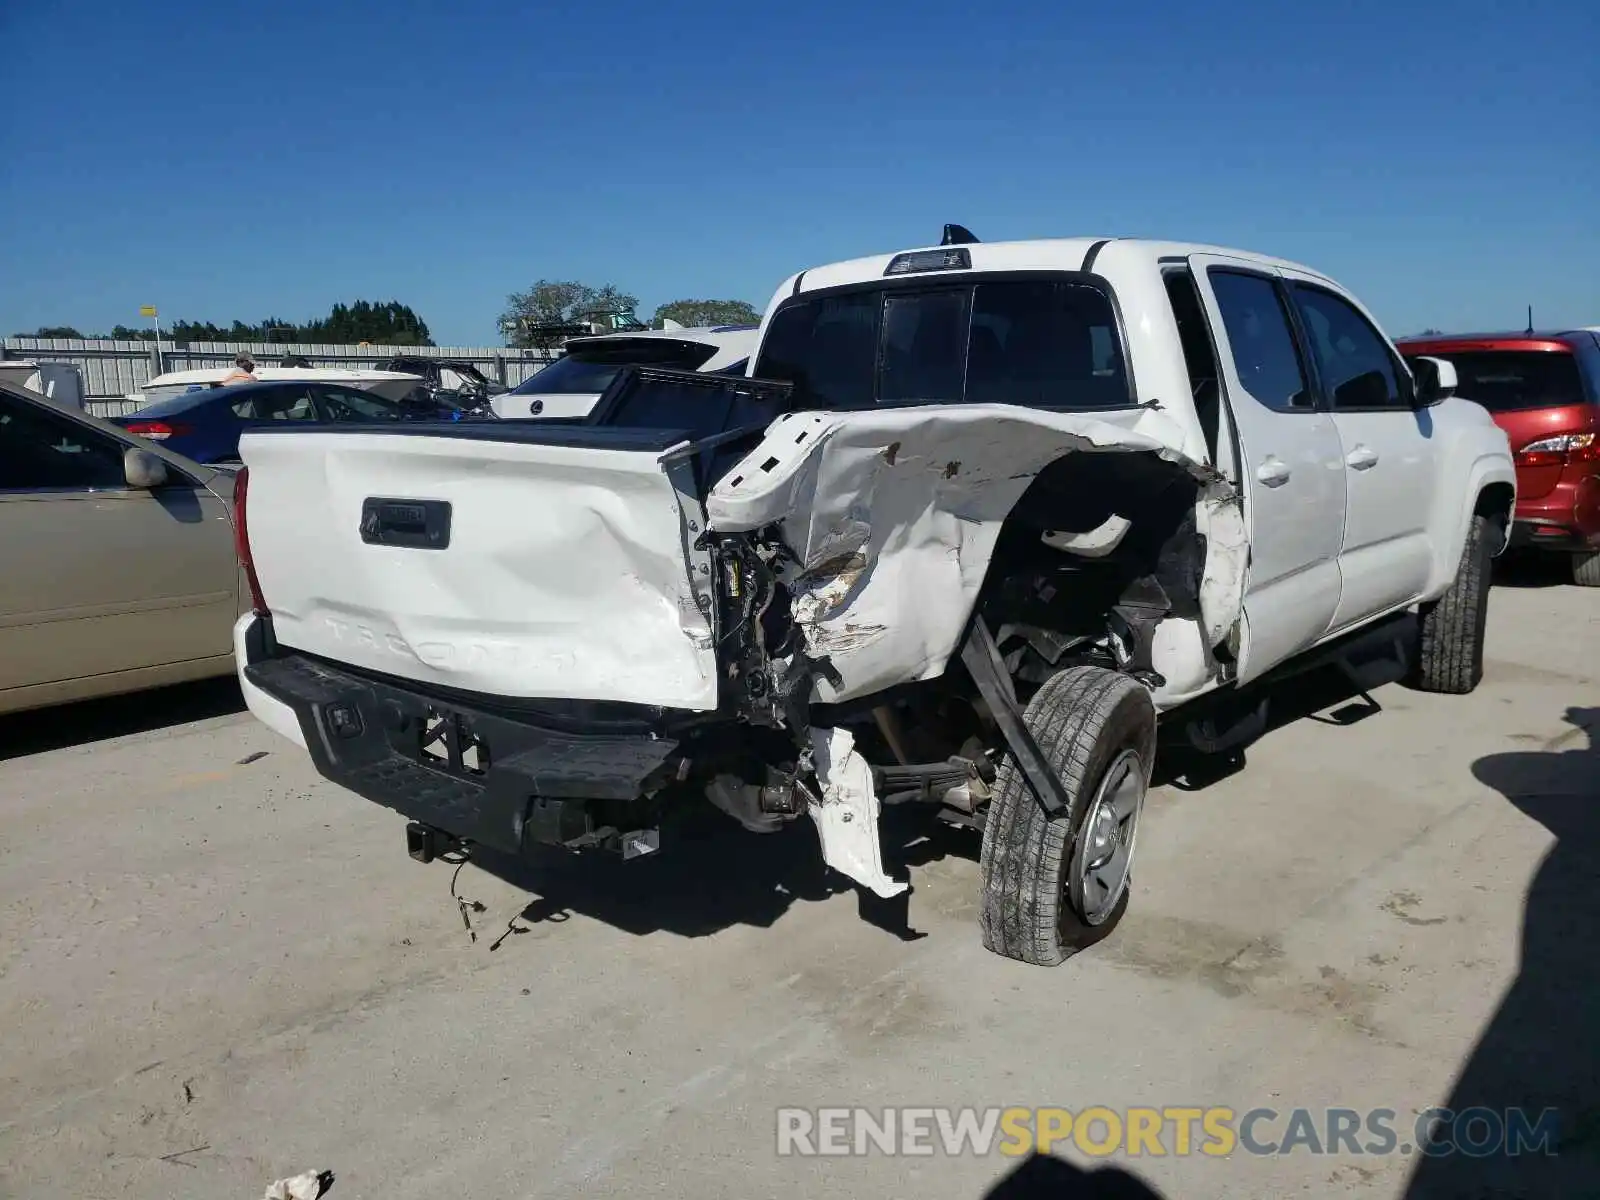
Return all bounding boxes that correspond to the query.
[753,277,1129,411]
[1292,285,1409,410]
[0,393,129,490]
[1207,270,1312,413]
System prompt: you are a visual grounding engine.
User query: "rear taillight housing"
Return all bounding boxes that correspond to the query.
[122,420,193,441]
[1515,432,1599,469]
[233,466,269,615]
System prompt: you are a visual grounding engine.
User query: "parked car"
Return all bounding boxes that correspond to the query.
[108,378,490,465]
[375,355,508,411]
[231,229,1514,968]
[1397,330,1600,584]
[128,365,424,405]
[494,325,758,418]
[0,379,244,716]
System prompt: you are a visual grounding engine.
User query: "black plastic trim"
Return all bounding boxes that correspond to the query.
[245,653,682,856]
[1080,239,1113,272]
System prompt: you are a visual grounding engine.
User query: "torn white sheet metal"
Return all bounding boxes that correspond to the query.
[707,405,1246,706]
[264,1171,329,1200]
[808,726,909,898]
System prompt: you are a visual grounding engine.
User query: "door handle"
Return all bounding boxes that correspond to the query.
[1256,457,1291,487]
[1346,445,1379,471]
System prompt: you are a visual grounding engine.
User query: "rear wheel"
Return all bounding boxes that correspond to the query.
[978,667,1157,966]
[1572,551,1600,587]
[1412,514,1493,694]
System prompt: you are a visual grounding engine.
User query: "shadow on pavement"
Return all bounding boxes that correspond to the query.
[465,799,967,944]
[463,659,1410,944]
[982,1153,1167,1199]
[1403,706,1600,1198]
[0,676,245,762]
[1491,549,1573,589]
[1154,660,1392,791]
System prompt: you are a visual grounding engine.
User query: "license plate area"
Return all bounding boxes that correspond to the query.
[360,497,452,549]
[418,707,490,776]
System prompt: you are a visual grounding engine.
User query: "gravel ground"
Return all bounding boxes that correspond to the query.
[2,558,1596,1200]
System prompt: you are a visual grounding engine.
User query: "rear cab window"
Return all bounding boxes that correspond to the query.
[1399,346,1589,412]
[752,275,1132,412]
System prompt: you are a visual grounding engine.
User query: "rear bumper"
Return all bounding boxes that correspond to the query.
[1512,466,1600,552]
[235,615,680,856]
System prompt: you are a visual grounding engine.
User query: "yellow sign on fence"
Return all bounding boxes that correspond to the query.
[138,305,158,318]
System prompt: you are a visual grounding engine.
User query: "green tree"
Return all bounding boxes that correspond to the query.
[651,299,762,329]
[16,325,85,338]
[499,280,641,349]
[155,302,435,346]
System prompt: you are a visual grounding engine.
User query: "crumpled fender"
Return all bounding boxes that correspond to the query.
[705,403,1246,705]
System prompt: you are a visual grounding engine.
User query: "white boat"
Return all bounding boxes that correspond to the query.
[129,365,426,405]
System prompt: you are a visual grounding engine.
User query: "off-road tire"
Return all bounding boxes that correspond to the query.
[978,666,1157,966]
[1412,514,1493,694]
[1572,551,1600,587]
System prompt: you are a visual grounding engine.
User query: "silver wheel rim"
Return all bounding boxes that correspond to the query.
[1069,748,1146,927]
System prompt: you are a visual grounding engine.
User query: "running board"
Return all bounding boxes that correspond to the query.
[1183,612,1414,754]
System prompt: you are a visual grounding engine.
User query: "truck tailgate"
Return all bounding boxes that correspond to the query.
[238,425,718,710]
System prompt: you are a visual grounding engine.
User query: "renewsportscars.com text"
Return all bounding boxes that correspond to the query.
[775,1106,1562,1159]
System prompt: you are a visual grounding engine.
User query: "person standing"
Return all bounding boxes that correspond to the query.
[221,353,257,385]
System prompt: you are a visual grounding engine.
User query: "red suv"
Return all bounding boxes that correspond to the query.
[1398,330,1600,585]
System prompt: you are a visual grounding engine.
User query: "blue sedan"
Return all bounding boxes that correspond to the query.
[108,379,482,464]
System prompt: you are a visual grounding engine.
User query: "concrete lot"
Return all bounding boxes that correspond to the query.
[2,559,1596,1200]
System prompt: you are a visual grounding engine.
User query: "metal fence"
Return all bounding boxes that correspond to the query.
[2,337,559,412]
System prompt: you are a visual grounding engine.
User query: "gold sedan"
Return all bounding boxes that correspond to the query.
[0,379,247,716]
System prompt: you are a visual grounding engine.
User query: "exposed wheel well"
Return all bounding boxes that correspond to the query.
[1474,482,1515,547]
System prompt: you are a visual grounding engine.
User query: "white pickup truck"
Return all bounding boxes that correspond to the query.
[232,229,1515,966]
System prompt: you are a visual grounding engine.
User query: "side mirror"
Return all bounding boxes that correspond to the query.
[1411,356,1457,406]
[123,447,169,489]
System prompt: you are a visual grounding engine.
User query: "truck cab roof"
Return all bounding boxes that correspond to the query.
[776,237,1340,299]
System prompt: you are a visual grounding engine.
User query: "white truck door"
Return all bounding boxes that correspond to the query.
[1279,274,1438,629]
[1187,255,1346,683]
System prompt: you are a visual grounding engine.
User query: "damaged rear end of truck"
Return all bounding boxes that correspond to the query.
[235,249,1247,965]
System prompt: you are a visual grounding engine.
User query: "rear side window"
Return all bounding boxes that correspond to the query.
[1291,285,1410,410]
[230,386,318,421]
[510,340,718,396]
[127,391,208,418]
[1402,349,1586,412]
[754,278,1129,411]
[1207,271,1312,413]
[0,392,128,490]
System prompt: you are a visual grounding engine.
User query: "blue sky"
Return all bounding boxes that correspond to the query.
[2,0,1595,346]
